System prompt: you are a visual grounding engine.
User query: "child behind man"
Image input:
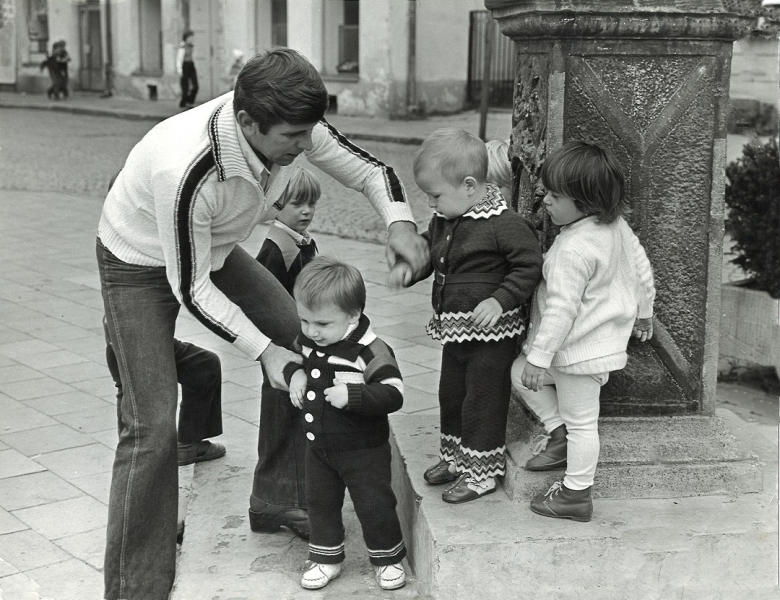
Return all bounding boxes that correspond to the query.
[389,128,543,504]
[256,167,320,295]
[285,256,407,591]
[511,140,656,522]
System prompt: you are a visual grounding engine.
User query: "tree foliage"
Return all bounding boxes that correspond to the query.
[725,137,780,298]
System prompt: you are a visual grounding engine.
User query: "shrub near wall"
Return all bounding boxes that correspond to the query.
[720,138,780,377]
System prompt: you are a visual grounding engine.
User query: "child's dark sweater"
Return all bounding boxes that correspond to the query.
[256,222,317,295]
[417,184,543,343]
[283,314,403,451]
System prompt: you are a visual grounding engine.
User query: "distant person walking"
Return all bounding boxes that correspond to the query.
[176,30,198,108]
[40,40,70,100]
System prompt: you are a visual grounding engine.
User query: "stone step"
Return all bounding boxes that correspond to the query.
[172,414,420,599]
[503,409,765,501]
[389,411,778,600]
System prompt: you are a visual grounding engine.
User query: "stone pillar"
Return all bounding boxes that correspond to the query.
[487,1,766,498]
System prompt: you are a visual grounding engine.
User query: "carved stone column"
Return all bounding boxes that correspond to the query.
[487,1,765,498]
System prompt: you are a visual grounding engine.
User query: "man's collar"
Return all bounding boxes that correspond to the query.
[207,94,273,184]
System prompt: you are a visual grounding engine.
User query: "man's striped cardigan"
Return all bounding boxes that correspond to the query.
[283,314,404,451]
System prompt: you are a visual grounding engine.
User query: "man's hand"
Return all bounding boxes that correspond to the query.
[632,317,654,342]
[386,262,413,289]
[471,298,503,329]
[521,361,547,392]
[258,343,301,392]
[386,221,429,279]
[324,383,349,409]
[289,369,307,408]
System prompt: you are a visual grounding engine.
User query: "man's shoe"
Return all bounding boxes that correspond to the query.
[249,504,310,540]
[176,519,185,544]
[423,460,458,485]
[530,480,592,522]
[375,563,406,590]
[177,441,226,466]
[442,474,496,504]
[301,561,342,589]
[525,424,567,471]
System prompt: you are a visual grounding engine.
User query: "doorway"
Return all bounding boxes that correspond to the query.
[78,4,103,91]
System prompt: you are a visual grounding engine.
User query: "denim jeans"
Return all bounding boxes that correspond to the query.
[105,329,224,444]
[97,240,302,600]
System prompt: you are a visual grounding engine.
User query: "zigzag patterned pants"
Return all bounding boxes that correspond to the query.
[438,337,516,481]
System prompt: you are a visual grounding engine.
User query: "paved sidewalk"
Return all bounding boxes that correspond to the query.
[0,90,513,145]
[0,187,776,599]
[0,97,776,598]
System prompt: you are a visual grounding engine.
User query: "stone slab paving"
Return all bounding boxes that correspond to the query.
[0,185,775,599]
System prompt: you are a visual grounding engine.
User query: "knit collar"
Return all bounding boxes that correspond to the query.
[207,93,278,184]
[299,314,375,361]
[462,184,508,219]
[434,184,508,220]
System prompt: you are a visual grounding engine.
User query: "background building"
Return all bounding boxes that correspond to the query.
[0,0,777,117]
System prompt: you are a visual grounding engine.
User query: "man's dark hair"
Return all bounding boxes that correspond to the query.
[233,48,329,134]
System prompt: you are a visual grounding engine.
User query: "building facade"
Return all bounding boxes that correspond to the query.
[0,0,776,117]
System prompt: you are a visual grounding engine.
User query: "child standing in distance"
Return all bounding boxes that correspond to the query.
[388,128,543,504]
[286,257,407,591]
[176,30,198,108]
[256,168,320,295]
[511,140,655,522]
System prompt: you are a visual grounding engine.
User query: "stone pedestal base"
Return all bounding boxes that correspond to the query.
[390,412,776,600]
[503,402,764,501]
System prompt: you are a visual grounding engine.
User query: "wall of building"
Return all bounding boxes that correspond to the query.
[731,33,778,104]
[415,0,484,114]
[14,0,80,93]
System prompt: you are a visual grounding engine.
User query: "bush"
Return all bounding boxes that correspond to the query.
[724,137,780,298]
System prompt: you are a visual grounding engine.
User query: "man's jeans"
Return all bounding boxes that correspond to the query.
[97,240,303,600]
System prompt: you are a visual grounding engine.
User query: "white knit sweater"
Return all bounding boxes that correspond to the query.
[524,216,655,374]
[98,92,414,359]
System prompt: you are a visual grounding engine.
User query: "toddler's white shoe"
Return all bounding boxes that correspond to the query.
[375,563,406,590]
[301,562,342,589]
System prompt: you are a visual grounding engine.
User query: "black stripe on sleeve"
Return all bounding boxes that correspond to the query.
[175,151,238,343]
[320,119,407,204]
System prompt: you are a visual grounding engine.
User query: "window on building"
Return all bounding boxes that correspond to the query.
[26,0,48,56]
[271,0,287,47]
[138,0,162,75]
[323,0,358,75]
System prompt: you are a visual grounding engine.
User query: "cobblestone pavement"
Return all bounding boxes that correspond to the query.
[0,103,775,599]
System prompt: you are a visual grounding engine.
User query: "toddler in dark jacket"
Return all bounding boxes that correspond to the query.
[388,127,543,504]
[285,256,407,592]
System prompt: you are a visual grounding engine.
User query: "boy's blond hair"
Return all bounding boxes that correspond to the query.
[413,128,488,187]
[276,168,321,209]
[485,139,511,190]
[293,256,366,315]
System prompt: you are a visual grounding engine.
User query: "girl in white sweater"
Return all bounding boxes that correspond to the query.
[511,140,655,522]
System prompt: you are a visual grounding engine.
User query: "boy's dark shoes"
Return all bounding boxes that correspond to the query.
[177,440,226,466]
[525,424,567,471]
[530,480,592,522]
[442,474,496,504]
[249,502,310,540]
[423,460,458,485]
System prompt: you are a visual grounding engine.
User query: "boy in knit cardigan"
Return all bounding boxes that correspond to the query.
[256,167,319,295]
[285,256,407,591]
[388,128,543,504]
[512,140,655,522]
